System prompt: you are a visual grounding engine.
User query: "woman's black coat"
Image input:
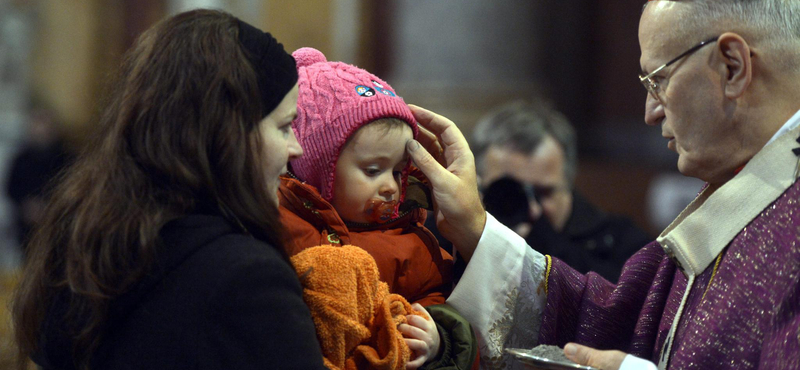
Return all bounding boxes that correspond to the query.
[35,213,326,370]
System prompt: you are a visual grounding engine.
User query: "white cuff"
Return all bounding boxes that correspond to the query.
[448,212,533,332]
[447,213,548,370]
[619,354,657,370]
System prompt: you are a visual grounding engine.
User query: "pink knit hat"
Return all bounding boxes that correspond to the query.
[290,47,418,201]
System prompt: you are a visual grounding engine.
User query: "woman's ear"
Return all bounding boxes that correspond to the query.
[717,32,752,99]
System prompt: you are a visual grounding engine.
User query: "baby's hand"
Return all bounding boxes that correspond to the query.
[399,303,441,369]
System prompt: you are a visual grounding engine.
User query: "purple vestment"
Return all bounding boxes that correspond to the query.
[540,172,800,368]
[448,119,800,370]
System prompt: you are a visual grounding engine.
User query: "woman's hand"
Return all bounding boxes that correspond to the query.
[399,303,441,369]
[405,105,486,262]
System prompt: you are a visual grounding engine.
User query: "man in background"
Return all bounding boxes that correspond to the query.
[408,0,800,368]
[472,101,650,282]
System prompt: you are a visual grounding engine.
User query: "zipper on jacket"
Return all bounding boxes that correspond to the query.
[299,199,341,244]
[284,171,420,236]
[344,208,415,229]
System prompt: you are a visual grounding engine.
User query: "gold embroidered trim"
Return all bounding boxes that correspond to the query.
[701,252,723,301]
[544,255,552,296]
[483,287,520,369]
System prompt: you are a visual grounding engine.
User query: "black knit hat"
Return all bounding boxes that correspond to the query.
[236,19,298,118]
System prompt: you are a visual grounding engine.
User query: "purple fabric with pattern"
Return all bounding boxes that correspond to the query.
[539,180,800,369]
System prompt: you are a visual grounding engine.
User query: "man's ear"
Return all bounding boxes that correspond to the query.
[717,32,752,99]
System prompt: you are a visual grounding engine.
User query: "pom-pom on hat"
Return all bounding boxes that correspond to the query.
[290,47,418,201]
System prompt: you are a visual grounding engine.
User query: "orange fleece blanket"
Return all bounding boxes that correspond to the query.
[291,245,422,370]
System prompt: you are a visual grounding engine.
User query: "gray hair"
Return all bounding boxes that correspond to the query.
[659,0,800,69]
[472,100,578,186]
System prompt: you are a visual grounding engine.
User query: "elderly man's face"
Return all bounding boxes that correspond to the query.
[639,2,741,184]
[481,136,573,233]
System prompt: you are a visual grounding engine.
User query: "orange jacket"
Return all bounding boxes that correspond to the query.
[291,245,421,370]
[278,174,454,306]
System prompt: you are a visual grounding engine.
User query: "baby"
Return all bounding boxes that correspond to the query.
[279,48,476,369]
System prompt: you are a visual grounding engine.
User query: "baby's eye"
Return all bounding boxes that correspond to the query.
[363,168,381,176]
[393,170,402,178]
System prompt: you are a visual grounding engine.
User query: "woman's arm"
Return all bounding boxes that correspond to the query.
[201,245,326,369]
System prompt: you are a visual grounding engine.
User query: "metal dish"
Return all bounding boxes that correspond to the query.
[505,348,599,370]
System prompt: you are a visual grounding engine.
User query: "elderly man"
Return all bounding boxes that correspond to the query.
[405,1,800,369]
[474,101,650,282]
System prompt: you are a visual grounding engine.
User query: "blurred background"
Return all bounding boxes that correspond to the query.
[0,0,706,365]
[0,0,707,270]
[0,0,713,266]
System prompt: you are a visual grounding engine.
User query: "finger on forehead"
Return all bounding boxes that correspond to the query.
[418,131,443,157]
[409,105,452,135]
[409,104,467,148]
[416,125,438,147]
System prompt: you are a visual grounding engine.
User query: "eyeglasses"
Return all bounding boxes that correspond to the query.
[639,36,719,105]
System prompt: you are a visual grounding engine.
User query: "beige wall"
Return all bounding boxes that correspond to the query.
[31,0,108,145]
[262,0,334,58]
[31,0,343,147]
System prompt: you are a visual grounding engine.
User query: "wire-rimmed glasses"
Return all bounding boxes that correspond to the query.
[639,36,719,105]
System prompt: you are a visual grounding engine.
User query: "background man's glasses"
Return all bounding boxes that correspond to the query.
[639,36,719,105]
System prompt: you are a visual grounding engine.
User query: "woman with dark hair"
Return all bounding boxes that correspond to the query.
[11,9,325,370]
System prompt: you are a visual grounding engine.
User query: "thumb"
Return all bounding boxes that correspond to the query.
[407,139,450,186]
[564,343,626,370]
[564,343,593,365]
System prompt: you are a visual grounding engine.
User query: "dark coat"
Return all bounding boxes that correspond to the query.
[6,142,71,247]
[526,192,651,283]
[34,213,326,370]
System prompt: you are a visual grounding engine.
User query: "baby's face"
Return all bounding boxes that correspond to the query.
[332,122,413,224]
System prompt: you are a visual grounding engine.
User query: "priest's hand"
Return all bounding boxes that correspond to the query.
[564,343,627,370]
[405,105,486,262]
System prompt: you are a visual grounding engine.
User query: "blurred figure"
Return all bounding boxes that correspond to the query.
[646,172,704,232]
[472,100,650,282]
[5,108,70,256]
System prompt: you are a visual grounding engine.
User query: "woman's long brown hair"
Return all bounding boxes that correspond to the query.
[12,9,284,369]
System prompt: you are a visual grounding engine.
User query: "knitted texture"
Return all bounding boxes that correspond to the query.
[290,47,418,201]
[291,245,422,370]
